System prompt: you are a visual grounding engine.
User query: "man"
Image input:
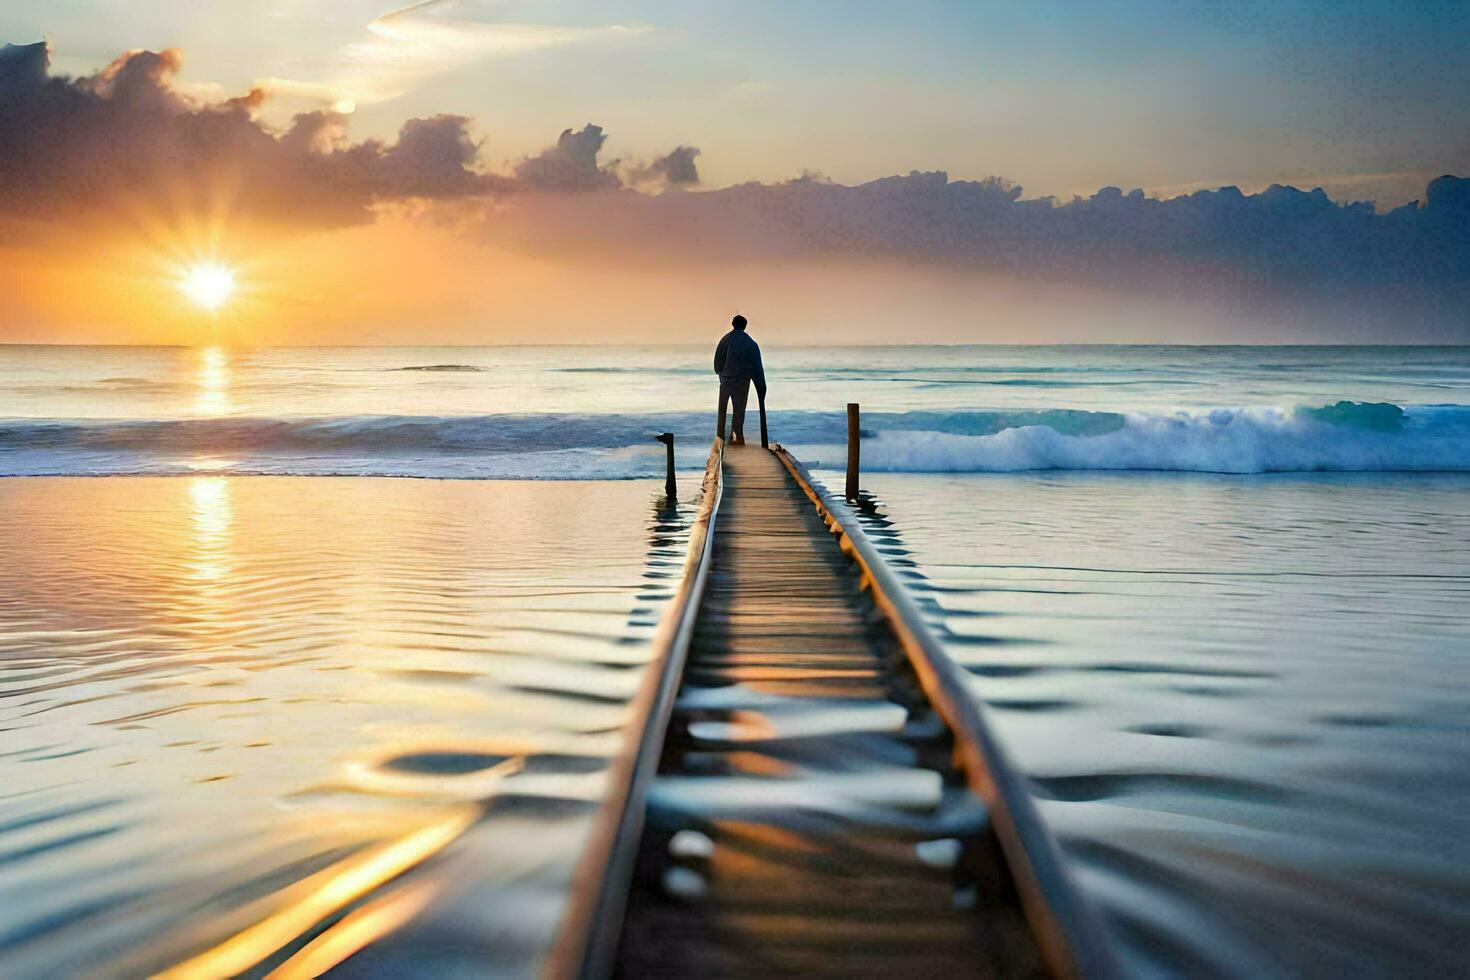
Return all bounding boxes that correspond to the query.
[713,314,766,444]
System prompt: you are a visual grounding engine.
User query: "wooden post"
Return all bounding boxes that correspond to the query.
[845,402,860,501]
[758,391,769,449]
[655,432,677,500]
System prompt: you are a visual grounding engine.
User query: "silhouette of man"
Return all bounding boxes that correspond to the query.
[713,314,766,444]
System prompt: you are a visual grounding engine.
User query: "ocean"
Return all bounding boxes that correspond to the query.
[1,344,1467,976]
[840,472,1469,976]
[2,345,1467,479]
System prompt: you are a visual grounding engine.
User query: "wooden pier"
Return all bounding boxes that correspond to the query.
[552,439,1116,979]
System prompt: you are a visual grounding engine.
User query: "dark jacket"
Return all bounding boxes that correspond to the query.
[713,329,766,395]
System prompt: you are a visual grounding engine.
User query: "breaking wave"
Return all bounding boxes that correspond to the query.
[809,403,1470,474]
[1,402,1465,478]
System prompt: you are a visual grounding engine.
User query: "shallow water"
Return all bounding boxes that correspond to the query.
[833,470,1470,976]
[3,343,1469,975]
[0,477,689,977]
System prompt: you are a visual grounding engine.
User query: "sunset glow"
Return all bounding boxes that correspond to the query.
[0,6,1468,979]
[178,263,237,313]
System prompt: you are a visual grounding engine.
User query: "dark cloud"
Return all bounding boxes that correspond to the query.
[362,114,491,197]
[0,44,696,228]
[513,123,621,191]
[0,41,48,91]
[625,145,701,187]
[1426,173,1470,213]
[0,42,507,229]
[82,46,187,113]
[513,125,700,191]
[479,170,1470,339]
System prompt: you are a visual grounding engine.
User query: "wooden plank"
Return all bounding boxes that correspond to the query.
[612,445,1046,978]
[554,441,1116,979]
[546,438,726,980]
[771,445,1119,980]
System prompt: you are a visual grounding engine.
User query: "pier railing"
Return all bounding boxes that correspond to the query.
[770,443,1118,979]
[547,437,726,980]
[550,419,1115,979]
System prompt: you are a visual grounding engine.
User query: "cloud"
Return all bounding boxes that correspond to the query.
[0,43,508,230]
[0,41,701,231]
[0,39,46,90]
[625,145,702,188]
[514,123,621,191]
[1141,171,1436,211]
[514,128,699,192]
[3,40,1467,339]
[258,0,652,109]
[369,113,491,196]
[471,170,1470,339]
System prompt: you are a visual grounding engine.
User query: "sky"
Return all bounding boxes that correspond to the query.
[2,0,1468,344]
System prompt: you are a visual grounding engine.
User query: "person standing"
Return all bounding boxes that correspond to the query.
[713,314,766,445]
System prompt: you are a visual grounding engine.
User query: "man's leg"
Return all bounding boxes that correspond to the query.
[716,382,730,440]
[730,378,750,442]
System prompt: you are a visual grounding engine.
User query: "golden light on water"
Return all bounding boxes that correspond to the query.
[194,345,233,416]
[178,261,237,312]
[187,476,234,583]
[153,809,476,980]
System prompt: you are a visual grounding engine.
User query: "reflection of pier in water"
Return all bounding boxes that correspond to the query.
[554,439,1118,978]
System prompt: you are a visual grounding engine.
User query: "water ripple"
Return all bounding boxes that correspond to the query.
[0,476,692,976]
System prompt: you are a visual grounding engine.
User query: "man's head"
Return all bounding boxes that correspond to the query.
[731,314,748,331]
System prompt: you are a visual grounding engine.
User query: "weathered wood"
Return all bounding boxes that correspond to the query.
[612,445,1053,978]
[554,440,1115,980]
[548,438,724,980]
[846,402,860,501]
[656,432,677,500]
[772,445,1119,980]
[758,391,769,449]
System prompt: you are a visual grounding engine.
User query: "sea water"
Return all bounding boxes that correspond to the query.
[1,345,1467,478]
[832,472,1470,977]
[1,344,1467,975]
[0,477,693,976]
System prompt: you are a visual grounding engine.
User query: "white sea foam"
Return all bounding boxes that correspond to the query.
[2,404,1466,477]
[828,405,1470,474]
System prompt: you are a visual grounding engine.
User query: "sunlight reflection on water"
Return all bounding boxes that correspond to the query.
[187,476,232,581]
[0,476,692,977]
[193,346,232,416]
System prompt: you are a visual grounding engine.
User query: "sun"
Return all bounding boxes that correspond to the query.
[178,262,237,312]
